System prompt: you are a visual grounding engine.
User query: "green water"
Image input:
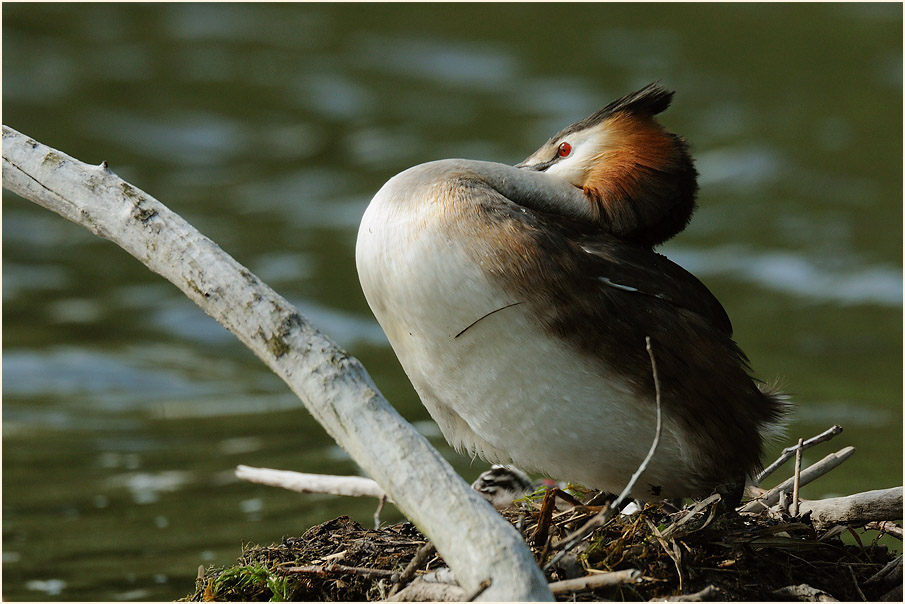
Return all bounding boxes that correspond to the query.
[3,3,902,601]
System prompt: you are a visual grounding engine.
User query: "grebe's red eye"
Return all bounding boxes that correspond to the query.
[557,141,572,158]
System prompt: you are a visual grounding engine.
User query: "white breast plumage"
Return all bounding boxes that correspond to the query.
[356,160,692,498]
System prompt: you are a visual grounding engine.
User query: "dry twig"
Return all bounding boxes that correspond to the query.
[655,584,722,601]
[532,488,559,547]
[755,425,843,486]
[547,569,642,595]
[864,521,903,540]
[385,578,465,602]
[847,564,867,601]
[646,517,684,592]
[791,437,804,516]
[236,466,388,499]
[740,446,856,513]
[373,495,387,529]
[388,541,436,597]
[660,493,721,539]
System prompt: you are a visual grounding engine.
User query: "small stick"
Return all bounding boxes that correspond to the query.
[532,487,558,547]
[550,505,605,528]
[463,578,492,602]
[632,336,665,499]
[235,466,388,499]
[790,438,804,516]
[657,584,722,601]
[740,446,856,513]
[755,425,843,486]
[865,521,904,540]
[848,564,867,601]
[388,541,435,597]
[515,512,526,534]
[647,517,684,592]
[374,495,387,529]
[547,569,641,595]
[538,532,553,568]
[552,488,584,508]
[386,579,464,602]
[661,493,721,539]
[283,562,400,582]
[543,336,663,571]
[585,490,613,507]
[777,489,790,515]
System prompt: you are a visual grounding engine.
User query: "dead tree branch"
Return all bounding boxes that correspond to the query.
[799,487,902,530]
[1,124,551,601]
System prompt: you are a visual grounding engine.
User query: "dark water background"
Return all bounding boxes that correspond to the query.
[3,3,902,601]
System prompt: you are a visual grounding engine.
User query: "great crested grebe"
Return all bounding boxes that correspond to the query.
[356,83,786,503]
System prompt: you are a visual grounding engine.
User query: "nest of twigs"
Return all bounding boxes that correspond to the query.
[183,489,901,602]
[184,425,902,602]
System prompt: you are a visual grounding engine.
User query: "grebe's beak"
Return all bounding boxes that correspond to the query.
[514,158,555,172]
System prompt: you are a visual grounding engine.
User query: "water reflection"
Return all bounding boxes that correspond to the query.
[88,109,248,166]
[666,245,902,307]
[3,348,212,402]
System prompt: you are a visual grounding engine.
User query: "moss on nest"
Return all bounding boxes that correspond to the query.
[184,516,428,602]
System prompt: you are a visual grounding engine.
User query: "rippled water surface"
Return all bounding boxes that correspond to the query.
[3,3,902,601]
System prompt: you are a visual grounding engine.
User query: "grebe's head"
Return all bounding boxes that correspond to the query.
[517,83,698,246]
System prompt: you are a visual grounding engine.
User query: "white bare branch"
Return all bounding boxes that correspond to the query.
[235,466,387,500]
[1,125,552,601]
[799,487,902,530]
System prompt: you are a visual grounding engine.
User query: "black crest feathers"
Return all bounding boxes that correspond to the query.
[558,82,674,139]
